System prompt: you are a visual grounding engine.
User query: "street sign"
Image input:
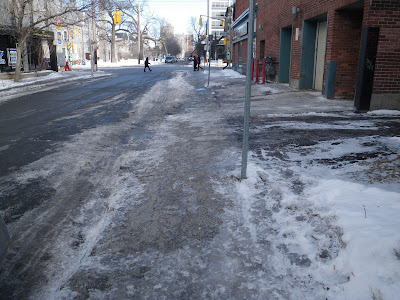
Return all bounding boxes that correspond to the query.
[57,31,62,44]
[7,48,17,66]
[56,18,61,30]
[0,51,5,64]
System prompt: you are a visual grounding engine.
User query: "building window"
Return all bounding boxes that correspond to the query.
[212,1,230,9]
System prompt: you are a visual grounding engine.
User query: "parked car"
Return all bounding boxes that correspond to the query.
[0,216,9,263]
[165,56,175,63]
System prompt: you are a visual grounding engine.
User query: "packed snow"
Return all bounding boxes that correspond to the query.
[231,128,400,299]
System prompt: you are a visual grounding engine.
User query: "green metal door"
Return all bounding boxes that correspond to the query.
[279,26,292,83]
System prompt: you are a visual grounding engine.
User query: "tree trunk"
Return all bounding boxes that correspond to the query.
[111,24,116,62]
[14,42,24,82]
[23,40,29,73]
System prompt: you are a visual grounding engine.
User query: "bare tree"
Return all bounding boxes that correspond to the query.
[163,37,180,56]
[113,0,162,62]
[114,0,140,62]
[189,16,205,45]
[0,0,89,82]
[96,0,118,62]
[189,16,206,57]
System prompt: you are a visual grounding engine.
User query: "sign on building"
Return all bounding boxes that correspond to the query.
[7,49,17,66]
[0,51,5,64]
[233,22,248,41]
[54,31,63,45]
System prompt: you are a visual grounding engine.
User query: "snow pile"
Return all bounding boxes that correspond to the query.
[309,179,400,299]
[216,69,245,78]
[0,70,109,105]
[231,131,400,299]
[0,70,107,91]
[0,72,61,91]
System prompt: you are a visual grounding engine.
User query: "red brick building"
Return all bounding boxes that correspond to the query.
[231,0,400,110]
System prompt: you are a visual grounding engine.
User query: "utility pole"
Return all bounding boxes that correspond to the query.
[89,13,94,77]
[241,0,255,180]
[92,0,97,71]
[207,0,211,87]
[137,0,141,64]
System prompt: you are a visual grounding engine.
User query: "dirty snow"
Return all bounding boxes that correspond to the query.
[230,130,400,299]
[1,66,400,299]
[368,110,400,116]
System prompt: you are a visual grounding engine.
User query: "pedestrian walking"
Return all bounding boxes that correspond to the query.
[223,59,229,70]
[144,57,152,72]
[193,55,197,71]
[197,56,202,71]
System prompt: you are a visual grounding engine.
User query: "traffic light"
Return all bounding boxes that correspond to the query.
[114,10,121,24]
[199,17,202,26]
[224,38,227,45]
[222,19,225,27]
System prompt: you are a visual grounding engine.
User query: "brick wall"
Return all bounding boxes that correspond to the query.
[326,9,363,98]
[363,0,400,94]
[234,0,250,18]
[254,0,363,87]
[232,0,400,103]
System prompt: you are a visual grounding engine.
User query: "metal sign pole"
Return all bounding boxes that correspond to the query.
[207,0,211,87]
[89,16,94,77]
[241,0,255,180]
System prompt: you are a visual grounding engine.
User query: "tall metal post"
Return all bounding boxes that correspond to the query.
[207,0,211,87]
[92,0,97,71]
[241,0,255,180]
[89,14,94,77]
[137,0,141,64]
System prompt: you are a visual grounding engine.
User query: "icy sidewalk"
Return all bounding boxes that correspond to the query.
[208,70,400,299]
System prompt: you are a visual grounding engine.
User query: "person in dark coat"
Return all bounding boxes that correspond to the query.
[144,57,152,72]
[193,55,197,71]
[197,56,202,71]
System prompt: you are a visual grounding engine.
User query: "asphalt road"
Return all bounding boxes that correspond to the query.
[0,64,178,178]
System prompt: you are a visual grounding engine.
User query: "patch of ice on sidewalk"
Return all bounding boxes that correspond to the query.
[368,109,400,116]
